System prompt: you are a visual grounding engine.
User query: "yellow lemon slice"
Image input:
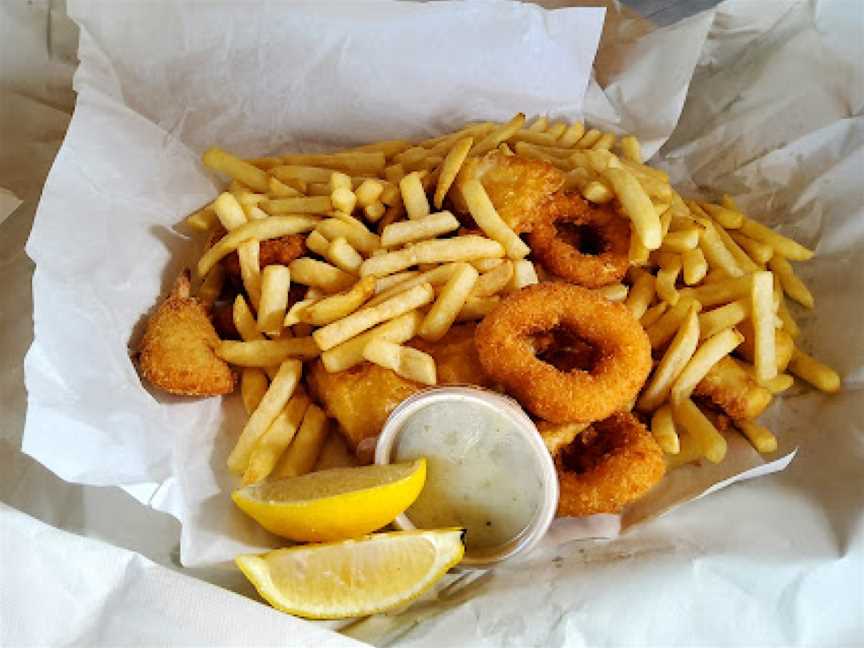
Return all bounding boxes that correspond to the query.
[232,459,426,542]
[236,528,464,619]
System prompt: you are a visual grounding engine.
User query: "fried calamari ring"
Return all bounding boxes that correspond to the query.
[475,283,651,423]
[551,411,666,516]
[528,193,630,288]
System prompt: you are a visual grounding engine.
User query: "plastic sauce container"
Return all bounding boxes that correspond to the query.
[375,386,558,568]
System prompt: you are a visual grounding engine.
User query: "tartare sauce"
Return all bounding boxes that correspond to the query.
[393,399,544,552]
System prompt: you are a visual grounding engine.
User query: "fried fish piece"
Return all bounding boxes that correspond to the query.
[453,151,565,233]
[138,273,235,396]
[308,360,420,451]
[694,355,772,421]
[309,324,492,450]
[221,234,306,279]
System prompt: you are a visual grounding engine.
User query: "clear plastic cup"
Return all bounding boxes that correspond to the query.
[375,385,559,568]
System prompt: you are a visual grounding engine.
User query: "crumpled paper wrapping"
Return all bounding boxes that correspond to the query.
[19,0,864,645]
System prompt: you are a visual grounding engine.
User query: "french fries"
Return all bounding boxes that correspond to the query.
[789,348,840,393]
[638,305,700,411]
[271,404,330,479]
[682,247,708,285]
[461,180,530,260]
[326,237,363,274]
[359,236,504,278]
[750,271,778,383]
[289,257,355,293]
[213,192,248,230]
[651,405,679,454]
[363,339,436,386]
[670,327,744,404]
[672,398,728,464]
[399,172,430,221]
[227,359,302,474]
[313,283,434,350]
[216,337,320,366]
[256,265,290,335]
[197,216,317,277]
[768,254,814,308]
[243,389,310,484]
[698,299,749,340]
[203,147,270,192]
[320,310,423,373]
[736,420,777,454]
[602,167,661,250]
[241,368,269,415]
[471,261,513,299]
[419,263,478,342]
[624,270,656,319]
[380,211,459,248]
[297,276,375,326]
[197,264,224,308]
[434,137,473,208]
[739,216,814,261]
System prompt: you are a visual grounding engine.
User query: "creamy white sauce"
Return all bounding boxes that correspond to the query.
[393,400,544,552]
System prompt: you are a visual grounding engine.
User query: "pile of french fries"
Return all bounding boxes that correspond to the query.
[184,112,840,485]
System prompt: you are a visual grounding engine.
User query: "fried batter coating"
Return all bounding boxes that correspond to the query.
[453,151,565,233]
[138,273,235,396]
[694,355,772,421]
[221,234,306,278]
[553,412,666,516]
[309,324,491,450]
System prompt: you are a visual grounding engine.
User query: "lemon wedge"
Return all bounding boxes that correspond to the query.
[236,528,464,619]
[232,459,426,542]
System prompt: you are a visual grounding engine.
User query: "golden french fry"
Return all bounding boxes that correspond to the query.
[697,218,745,278]
[243,389,310,485]
[546,121,567,140]
[343,139,412,157]
[737,319,794,373]
[241,368,269,415]
[508,259,539,292]
[711,218,760,273]
[359,236,504,278]
[256,265,291,335]
[233,294,264,342]
[619,135,642,163]
[660,229,699,253]
[456,296,500,322]
[419,263,479,342]
[593,283,629,303]
[557,122,586,147]
[271,404,330,479]
[227,359,302,474]
[366,263,460,307]
[624,270,656,319]
[289,257,355,293]
[213,192,248,230]
[736,420,777,454]
[640,302,668,328]
[399,172,430,221]
[656,254,682,306]
[739,216,814,261]
[363,339,436,386]
[592,132,616,151]
[330,187,357,214]
[730,232,773,265]
[671,398,728,464]
[271,165,337,184]
[646,297,702,349]
[217,337,320,366]
[235,239,261,310]
[313,283,434,350]
[321,310,423,373]
[434,137,473,208]
[325,237,363,274]
[471,258,504,273]
[528,116,548,133]
[576,128,602,148]
[602,167,661,249]
[261,196,332,215]
[276,152,385,176]
[365,201,386,222]
[670,327,744,404]
[316,217,380,255]
[768,254,813,308]
[651,405,679,454]
[679,274,752,307]
[764,373,795,394]
[776,295,800,338]
[461,180,530,259]
[305,230,330,257]
[638,305,700,411]
[751,271,778,384]
[329,171,352,192]
[682,247,708,285]
[789,348,841,393]
[698,299,749,340]
[197,264,224,308]
[380,211,460,248]
[629,223,651,265]
[203,147,270,192]
[244,205,269,221]
[700,203,743,229]
[197,216,317,277]
[268,176,302,198]
[184,204,217,231]
[470,261,513,298]
[472,113,526,156]
[298,276,375,326]
[355,179,384,208]
[374,270,420,294]
[509,129,558,147]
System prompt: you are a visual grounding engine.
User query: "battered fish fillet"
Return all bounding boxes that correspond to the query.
[221,234,306,278]
[138,273,235,396]
[453,151,565,233]
[309,324,492,451]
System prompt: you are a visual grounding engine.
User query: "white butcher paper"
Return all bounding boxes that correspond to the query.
[17,0,863,646]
